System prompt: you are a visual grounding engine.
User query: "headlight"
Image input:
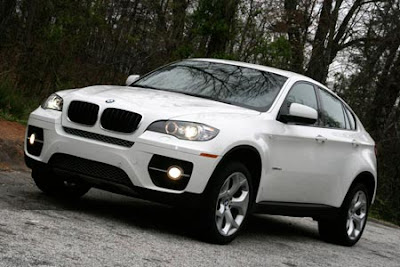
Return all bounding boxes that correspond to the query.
[147,121,219,141]
[41,93,63,111]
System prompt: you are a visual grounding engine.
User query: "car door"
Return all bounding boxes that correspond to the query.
[306,87,360,206]
[260,82,355,206]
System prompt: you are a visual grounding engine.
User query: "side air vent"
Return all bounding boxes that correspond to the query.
[101,108,142,133]
[68,101,99,126]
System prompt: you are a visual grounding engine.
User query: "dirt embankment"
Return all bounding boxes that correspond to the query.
[0,119,27,171]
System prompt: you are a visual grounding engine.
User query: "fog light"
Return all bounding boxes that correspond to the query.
[167,166,183,180]
[29,133,36,145]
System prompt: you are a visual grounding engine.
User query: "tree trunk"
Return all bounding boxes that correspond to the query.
[206,0,239,57]
[284,0,305,73]
[0,0,16,41]
[368,45,400,139]
[167,0,189,58]
[305,0,333,82]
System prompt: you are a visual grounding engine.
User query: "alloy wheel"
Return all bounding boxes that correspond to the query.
[346,190,367,240]
[215,172,250,236]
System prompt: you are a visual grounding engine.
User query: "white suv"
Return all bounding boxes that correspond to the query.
[24,58,376,245]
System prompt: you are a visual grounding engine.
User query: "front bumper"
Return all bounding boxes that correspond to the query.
[24,108,220,196]
[24,153,205,206]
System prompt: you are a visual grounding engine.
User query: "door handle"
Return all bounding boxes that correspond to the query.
[315,135,327,143]
[352,139,360,147]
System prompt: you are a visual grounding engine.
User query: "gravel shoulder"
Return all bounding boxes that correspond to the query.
[0,119,27,172]
[0,170,399,267]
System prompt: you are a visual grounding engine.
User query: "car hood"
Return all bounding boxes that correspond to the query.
[64,85,260,120]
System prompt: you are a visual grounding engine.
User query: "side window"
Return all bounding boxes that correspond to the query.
[318,88,346,129]
[285,83,318,110]
[344,106,356,130]
[343,105,351,130]
[278,82,319,125]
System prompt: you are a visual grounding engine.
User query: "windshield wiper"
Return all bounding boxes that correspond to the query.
[130,84,162,90]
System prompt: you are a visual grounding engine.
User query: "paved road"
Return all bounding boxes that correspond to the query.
[0,170,399,267]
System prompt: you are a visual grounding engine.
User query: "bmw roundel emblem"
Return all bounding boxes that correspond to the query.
[105,99,115,103]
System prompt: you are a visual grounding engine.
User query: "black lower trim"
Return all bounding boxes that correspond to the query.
[254,201,340,219]
[24,153,204,207]
[25,153,341,217]
[63,127,134,148]
[25,154,46,169]
[49,153,134,187]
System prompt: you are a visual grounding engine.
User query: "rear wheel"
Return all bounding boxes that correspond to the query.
[32,169,90,199]
[202,161,253,244]
[318,183,369,246]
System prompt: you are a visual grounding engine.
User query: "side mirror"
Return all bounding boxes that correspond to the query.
[126,75,140,86]
[280,103,318,125]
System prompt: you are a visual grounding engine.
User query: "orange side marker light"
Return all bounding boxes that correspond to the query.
[200,153,218,158]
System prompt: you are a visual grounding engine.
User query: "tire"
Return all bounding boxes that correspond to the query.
[201,161,253,244]
[318,183,369,246]
[32,169,90,199]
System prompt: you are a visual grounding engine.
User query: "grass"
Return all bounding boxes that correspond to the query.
[370,199,400,226]
[0,80,41,124]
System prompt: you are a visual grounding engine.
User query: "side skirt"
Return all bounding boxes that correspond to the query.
[254,201,340,220]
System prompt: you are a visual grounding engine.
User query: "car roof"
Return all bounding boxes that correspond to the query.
[190,58,328,89]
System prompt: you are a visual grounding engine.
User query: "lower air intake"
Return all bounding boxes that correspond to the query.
[49,153,133,188]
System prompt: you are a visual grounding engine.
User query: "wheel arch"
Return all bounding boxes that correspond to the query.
[346,171,376,205]
[206,145,263,201]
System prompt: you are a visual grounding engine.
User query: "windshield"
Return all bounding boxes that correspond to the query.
[132,60,288,112]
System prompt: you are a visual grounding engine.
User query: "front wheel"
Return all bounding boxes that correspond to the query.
[202,161,253,244]
[319,183,369,246]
